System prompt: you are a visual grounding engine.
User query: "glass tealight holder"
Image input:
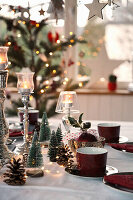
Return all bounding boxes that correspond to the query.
[16,72,34,94]
[0,47,9,70]
[56,91,79,134]
[56,91,79,114]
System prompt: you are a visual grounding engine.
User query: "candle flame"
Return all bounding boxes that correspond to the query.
[23,81,29,89]
[63,94,73,104]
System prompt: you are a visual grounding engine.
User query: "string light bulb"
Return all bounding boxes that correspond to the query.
[63,81,66,85]
[56,40,60,44]
[65,77,69,82]
[79,82,83,87]
[49,52,53,56]
[7,42,11,46]
[36,23,40,27]
[52,70,56,74]
[70,39,74,43]
[40,89,45,93]
[45,80,49,84]
[17,34,21,37]
[69,32,73,35]
[36,50,39,55]
[45,63,49,67]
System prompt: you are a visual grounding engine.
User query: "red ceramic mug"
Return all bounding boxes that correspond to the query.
[19,109,39,125]
[76,147,107,177]
[98,123,120,143]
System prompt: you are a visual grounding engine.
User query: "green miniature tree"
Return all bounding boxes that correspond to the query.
[27,130,43,168]
[39,112,51,143]
[42,112,49,125]
[56,125,63,145]
[39,125,51,143]
[48,130,58,162]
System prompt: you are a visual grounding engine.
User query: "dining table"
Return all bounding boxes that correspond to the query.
[0,118,133,200]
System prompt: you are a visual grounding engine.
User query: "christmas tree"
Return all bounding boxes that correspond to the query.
[56,125,63,145]
[27,130,43,168]
[41,112,49,125]
[0,3,86,117]
[39,112,51,144]
[48,130,58,162]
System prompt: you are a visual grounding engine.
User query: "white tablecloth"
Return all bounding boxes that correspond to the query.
[0,119,133,200]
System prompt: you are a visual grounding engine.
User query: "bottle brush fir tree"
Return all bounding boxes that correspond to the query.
[42,112,49,125]
[48,130,58,162]
[27,130,43,168]
[56,125,63,145]
[39,112,51,144]
[3,157,26,186]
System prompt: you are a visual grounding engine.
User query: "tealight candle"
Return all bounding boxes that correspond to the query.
[62,94,73,108]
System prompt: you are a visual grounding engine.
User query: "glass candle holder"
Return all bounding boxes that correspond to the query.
[56,91,79,134]
[0,47,9,70]
[16,72,34,94]
[56,91,79,114]
[15,71,34,156]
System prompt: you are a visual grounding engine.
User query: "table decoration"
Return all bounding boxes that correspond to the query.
[39,112,51,146]
[55,91,79,135]
[26,130,44,177]
[109,142,133,153]
[3,157,26,186]
[68,114,105,154]
[55,125,63,146]
[56,144,74,167]
[15,69,34,155]
[104,172,133,193]
[0,46,13,165]
[48,130,59,162]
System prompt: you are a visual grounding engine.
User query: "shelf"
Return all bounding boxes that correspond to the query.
[76,89,133,96]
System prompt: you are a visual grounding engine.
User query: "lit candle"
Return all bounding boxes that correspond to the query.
[19,81,31,93]
[63,94,73,108]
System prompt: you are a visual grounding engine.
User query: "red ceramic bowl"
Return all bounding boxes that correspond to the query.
[19,109,39,125]
[76,147,107,177]
[98,123,120,143]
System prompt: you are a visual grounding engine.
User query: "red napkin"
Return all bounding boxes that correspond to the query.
[109,143,133,153]
[104,174,133,190]
[9,130,32,137]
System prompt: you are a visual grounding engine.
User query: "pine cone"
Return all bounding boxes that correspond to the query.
[56,144,74,167]
[3,158,26,186]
